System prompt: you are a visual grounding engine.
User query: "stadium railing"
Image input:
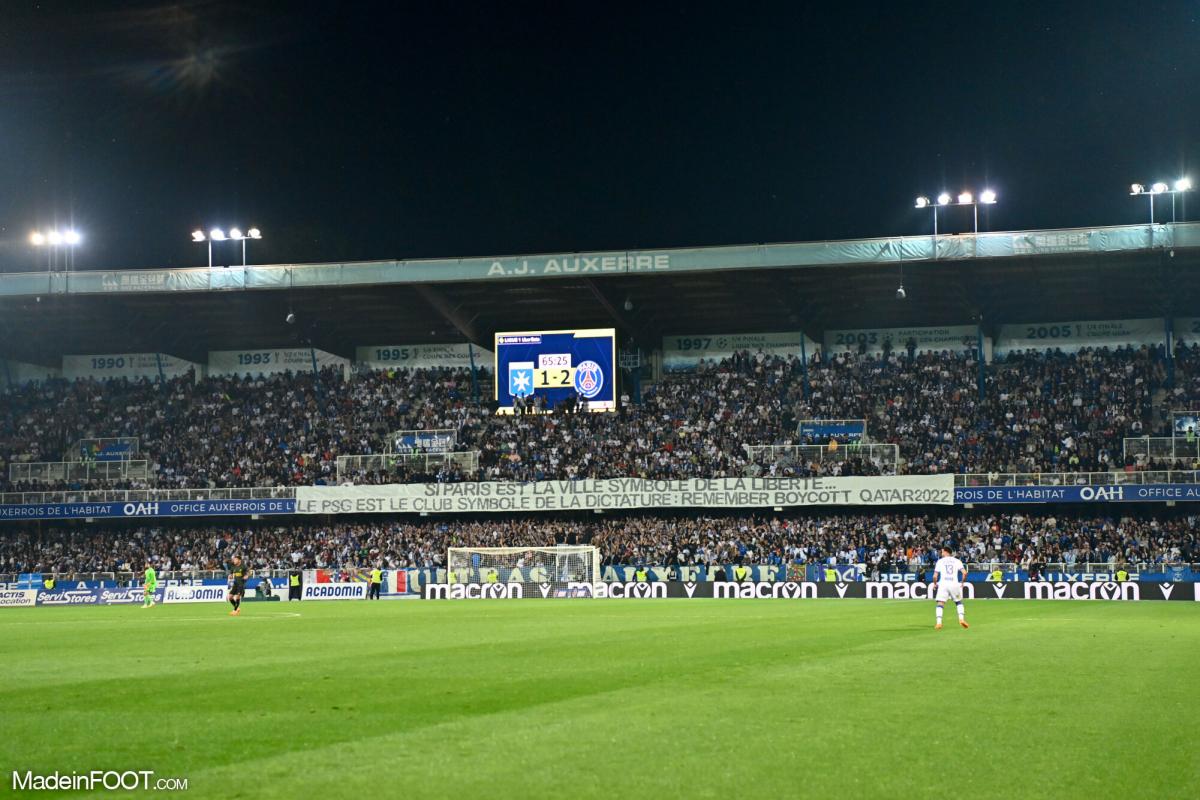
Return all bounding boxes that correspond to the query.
[1122,436,1200,464]
[959,562,1193,573]
[0,486,293,506]
[3,469,1199,506]
[743,443,899,473]
[0,569,301,584]
[7,563,1195,585]
[954,470,1200,487]
[335,451,480,482]
[8,459,151,485]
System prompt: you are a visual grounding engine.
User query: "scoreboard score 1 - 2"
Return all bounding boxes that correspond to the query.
[494,328,617,413]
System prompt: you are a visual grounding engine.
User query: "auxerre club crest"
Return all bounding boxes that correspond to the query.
[508,361,534,397]
[574,360,604,399]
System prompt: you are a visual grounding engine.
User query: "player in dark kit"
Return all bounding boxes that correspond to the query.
[228,555,250,616]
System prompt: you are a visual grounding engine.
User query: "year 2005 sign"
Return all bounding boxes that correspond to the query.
[495,328,616,412]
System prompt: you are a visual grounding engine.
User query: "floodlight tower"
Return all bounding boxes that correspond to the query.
[191,226,263,266]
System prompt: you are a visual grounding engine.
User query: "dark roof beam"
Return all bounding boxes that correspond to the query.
[413,284,486,348]
[582,278,657,351]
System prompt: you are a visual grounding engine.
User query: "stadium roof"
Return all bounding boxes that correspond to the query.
[1,222,1197,365]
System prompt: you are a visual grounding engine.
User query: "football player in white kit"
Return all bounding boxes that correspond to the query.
[932,546,969,630]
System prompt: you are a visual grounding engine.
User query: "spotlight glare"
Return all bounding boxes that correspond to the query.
[63,230,81,245]
[1176,177,1192,192]
[958,191,973,205]
[915,196,929,208]
[1151,182,1168,194]
[937,193,951,206]
[47,231,63,246]
[29,232,45,246]
[229,227,244,240]
[209,228,226,241]
[980,189,997,204]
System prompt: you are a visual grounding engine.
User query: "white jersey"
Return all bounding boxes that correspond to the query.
[934,556,965,584]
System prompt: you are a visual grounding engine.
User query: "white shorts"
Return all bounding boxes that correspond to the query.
[935,582,963,602]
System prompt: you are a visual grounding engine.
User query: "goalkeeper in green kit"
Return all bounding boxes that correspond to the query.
[143,560,157,608]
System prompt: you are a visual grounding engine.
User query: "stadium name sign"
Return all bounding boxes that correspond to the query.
[297,476,954,514]
[485,253,671,278]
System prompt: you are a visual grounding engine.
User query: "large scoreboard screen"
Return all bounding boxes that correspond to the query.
[494,328,616,413]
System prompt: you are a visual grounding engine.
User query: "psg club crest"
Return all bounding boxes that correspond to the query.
[574,360,604,399]
[508,361,534,397]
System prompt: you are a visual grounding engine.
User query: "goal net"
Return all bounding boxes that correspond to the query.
[447,546,601,597]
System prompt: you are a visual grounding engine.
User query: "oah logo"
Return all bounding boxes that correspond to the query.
[574,360,604,399]
[1079,486,1124,502]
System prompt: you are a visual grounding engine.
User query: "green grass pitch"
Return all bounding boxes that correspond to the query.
[1,599,1197,799]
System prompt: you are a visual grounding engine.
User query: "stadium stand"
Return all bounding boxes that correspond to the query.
[0,343,1190,491]
[2,510,1195,575]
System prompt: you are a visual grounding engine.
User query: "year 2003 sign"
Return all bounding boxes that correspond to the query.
[495,328,616,412]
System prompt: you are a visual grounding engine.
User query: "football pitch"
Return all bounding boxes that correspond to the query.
[1,599,1197,799]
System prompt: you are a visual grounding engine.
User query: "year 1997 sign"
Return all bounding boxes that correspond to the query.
[296,475,954,515]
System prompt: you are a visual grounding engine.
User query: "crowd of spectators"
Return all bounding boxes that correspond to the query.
[0,510,1194,576]
[0,343,1195,491]
[0,367,480,491]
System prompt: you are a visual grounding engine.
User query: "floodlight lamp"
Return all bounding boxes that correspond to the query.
[1176,177,1192,192]
[47,231,63,246]
[229,228,244,240]
[192,230,207,242]
[209,228,226,241]
[1151,182,1168,194]
[248,227,262,239]
[62,230,81,245]
[29,232,45,246]
[1131,183,1144,195]
[915,196,929,208]
[980,189,997,204]
[958,192,973,205]
[937,193,951,206]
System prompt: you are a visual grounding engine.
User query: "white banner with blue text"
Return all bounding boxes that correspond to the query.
[296,475,954,514]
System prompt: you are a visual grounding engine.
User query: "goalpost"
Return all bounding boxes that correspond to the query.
[447,546,601,597]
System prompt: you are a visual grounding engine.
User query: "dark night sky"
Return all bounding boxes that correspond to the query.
[1,0,1197,271]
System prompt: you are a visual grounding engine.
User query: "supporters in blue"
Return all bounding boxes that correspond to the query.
[0,343,1191,491]
[0,511,1194,575]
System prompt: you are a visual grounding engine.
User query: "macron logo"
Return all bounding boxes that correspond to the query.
[1159,583,1174,600]
[538,583,552,598]
[834,582,849,598]
[993,583,1008,598]
[683,582,697,598]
